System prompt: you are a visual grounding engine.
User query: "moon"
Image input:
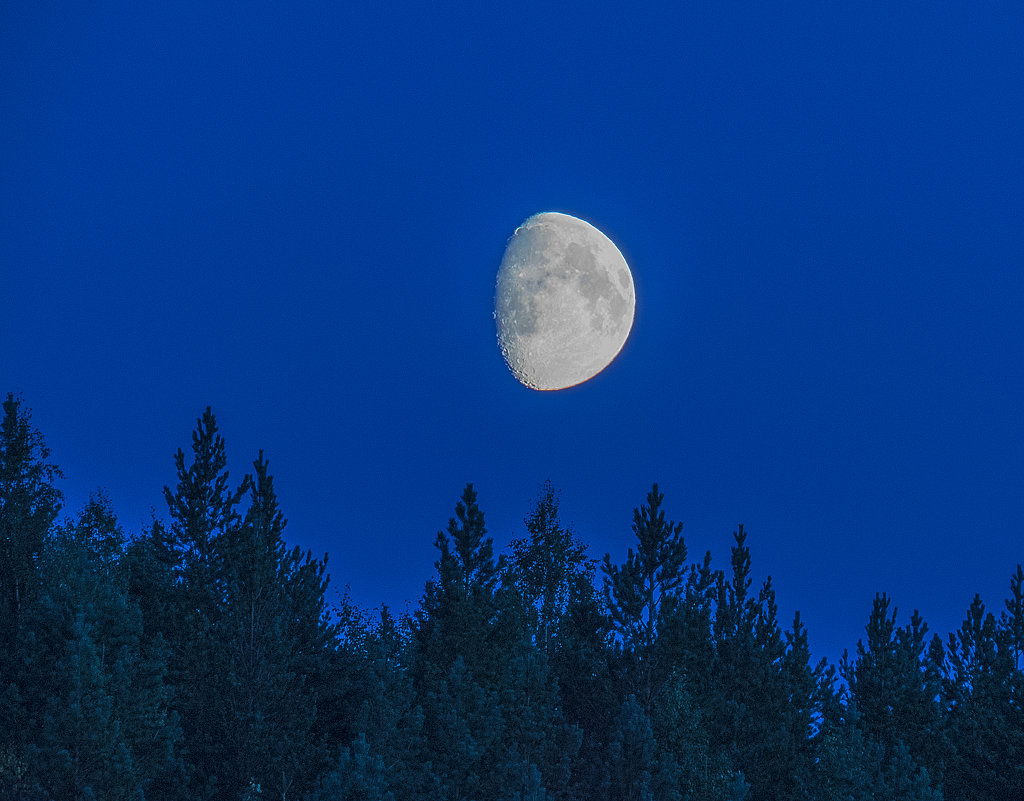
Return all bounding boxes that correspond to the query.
[494,212,635,390]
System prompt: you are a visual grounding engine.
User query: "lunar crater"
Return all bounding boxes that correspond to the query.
[495,212,635,390]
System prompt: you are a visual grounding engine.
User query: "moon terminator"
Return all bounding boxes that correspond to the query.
[494,212,635,390]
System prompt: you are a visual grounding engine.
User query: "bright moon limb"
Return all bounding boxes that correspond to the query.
[494,212,635,390]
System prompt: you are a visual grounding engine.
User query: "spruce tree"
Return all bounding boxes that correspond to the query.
[654,550,720,721]
[411,485,508,796]
[650,670,736,801]
[550,570,616,801]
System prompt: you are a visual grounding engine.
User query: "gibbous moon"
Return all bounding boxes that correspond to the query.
[494,212,635,390]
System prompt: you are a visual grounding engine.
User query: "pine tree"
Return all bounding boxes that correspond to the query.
[604,695,681,801]
[346,606,434,800]
[602,483,688,712]
[420,655,505,801]
[412,483,504,688]
[655,550,720,721]
[706,527,823,801]
[159,409,251,798]
[312,733,396,801]
[549,570,616,801]
[162,407,248,622]
[11,496,182,801]
[649,670,736,801]
[0,393,63,626]
[938,592,1024,800]
[412,484,583,800]
[208,450,339,800]
[841,594,945,794]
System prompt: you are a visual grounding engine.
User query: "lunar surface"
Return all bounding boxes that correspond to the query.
[494,212,635,390]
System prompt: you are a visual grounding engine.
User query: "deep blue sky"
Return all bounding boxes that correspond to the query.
[3,3,1022,669]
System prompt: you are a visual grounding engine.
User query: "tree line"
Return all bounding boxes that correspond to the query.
[1,392,1022,800]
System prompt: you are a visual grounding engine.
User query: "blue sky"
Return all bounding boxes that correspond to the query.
[3,2,1023,668]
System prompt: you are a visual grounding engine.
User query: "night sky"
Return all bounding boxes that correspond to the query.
[3,3,1023,669]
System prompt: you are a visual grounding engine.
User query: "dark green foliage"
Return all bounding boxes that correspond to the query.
[0,394,63,626]
[6,496,182,801]
[604,695,681,801]
[410,484,581,800]
[649,671,736,801]
[10,391,1024,800]
[137,410,343,800]
[705,526,827,801]
[506,481,594,658]
[602,483,688,711]
[841,594,946,794]
[208,451,339,800]
[936,591,1024,800]
[412,483,505,689]
[312,733,395,801]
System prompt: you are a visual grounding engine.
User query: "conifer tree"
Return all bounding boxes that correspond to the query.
[209,450,339,800]
[549,570,616,801]
[650,670,736,801]
[841,594,945,793]
[604,695,681,801]
[312,733,396,801]
[345,606,435,800]
[412,483,504,688]
[1003,564,1024,671]
[410,485,510,797]
[602,483,688,711]
[654,550,720,717]
[0,393,63,626]
[11,496,182,801]
[159,409,251,798]
[938,592,1024,800]
[162,406,248,621]
[707,527,823,801]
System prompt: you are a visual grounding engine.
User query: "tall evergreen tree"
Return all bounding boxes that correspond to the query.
[412,484,580,800]
[0,393,63,626]
[1003,564,1024,671]
[602,483,688,712]
[938,592,1024,800]
[209,451,340,800]
[162,406,248,621]
[841,594,945,794]
[410,485,509,797]
[10,496,182,801]
[603,695,682,801]
[549,570,616,801]
[412,483,504,688]
[707,527,824,801]
[649,670,738,801]
[344,606,435,800]
[159,408,251,799]
[654,550,720,720]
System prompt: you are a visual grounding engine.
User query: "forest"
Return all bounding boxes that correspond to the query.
[1,392,1022,801]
